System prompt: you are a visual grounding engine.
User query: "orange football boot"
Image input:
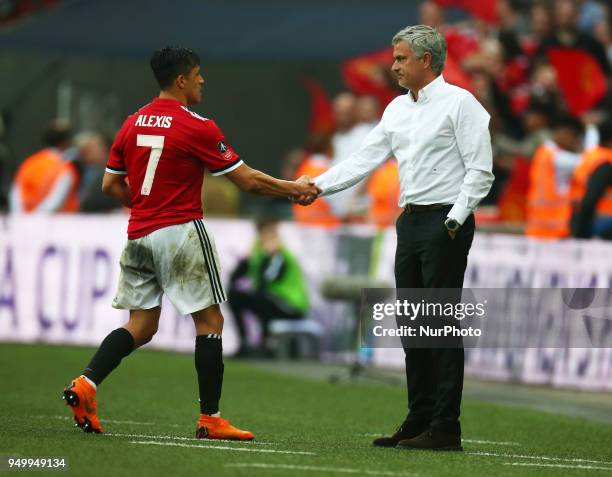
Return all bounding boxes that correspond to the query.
[195,415,254,440]
[62,376,103,434]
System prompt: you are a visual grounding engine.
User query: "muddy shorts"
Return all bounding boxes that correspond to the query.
[112,219,226,314]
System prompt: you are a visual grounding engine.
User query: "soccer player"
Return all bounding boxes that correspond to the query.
[62,46,319,439]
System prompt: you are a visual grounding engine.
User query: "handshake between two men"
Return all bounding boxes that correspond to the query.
[292,175,321,206]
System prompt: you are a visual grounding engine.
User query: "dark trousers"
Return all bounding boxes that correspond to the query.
[228,289,303,345]
[394,207,475,436]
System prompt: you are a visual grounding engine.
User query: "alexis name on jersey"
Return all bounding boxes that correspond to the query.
[134,114,173,128]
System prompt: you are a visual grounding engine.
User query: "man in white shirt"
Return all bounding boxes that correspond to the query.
[305,25,494,451]
[328,92,374,220]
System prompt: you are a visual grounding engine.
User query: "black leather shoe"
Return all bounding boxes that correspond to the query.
[396,430,462,451]
[372,422,427,448]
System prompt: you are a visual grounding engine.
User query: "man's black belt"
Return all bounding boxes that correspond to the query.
[404,203,452,213]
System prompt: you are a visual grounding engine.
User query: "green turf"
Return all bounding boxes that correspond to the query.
[1,343,611,476]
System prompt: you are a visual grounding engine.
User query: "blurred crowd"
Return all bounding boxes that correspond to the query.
[4,0,612,240]
[8,120,119,214]
[282,0,612,239]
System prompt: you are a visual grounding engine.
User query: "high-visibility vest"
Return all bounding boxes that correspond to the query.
[247,244,309,313]
[525,143,572,239]
[569,146,612,218]
[367,159,400,228]
[14,148,79,212]
[293,155,340,227]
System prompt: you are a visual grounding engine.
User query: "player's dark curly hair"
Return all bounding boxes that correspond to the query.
[150,46,200,89]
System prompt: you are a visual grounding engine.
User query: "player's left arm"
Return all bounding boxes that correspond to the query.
[447,94,495,225]
[102,172,131,207]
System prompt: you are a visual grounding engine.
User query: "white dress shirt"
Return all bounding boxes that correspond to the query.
[327,122,376,218]
[315,75,494,224]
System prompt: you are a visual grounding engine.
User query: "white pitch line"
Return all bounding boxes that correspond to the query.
[504,462,612,471]
[469,451,612,466]
[462,439,519,446]
[130,440,316,455]
[44,415,155,426]
[105,432,275,445]
[226,463,416,476]
[47,415,193,428]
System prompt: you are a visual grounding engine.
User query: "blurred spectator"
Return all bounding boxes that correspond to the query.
[528,63,566,116]
[330,92,359,166]
[577,0,607,33]
[526,115,585,239]
[9,119,79,213]
[228,218,309,357]
[420,0,481,63]
[292,135,339,227]
[498,0,530,35]
[327,92,374,221]
[570,118,612,239]
[593,17,612,66]
[419,0,444,29]
[367,158,401,228]
[495,104,552,158]
[540,0,610,75]
[528,1,554,50]
[355,95,380,129]
[73,131,119,212]
[351,89,401,228]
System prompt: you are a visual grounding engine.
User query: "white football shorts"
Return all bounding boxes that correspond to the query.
[112,219,227,315]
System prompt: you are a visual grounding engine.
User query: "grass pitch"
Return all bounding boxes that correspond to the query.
[1,343,611,476]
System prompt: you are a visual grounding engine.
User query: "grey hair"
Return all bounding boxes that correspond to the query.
[392,25,447,75]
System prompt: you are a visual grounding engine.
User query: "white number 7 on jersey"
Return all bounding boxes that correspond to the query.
[137,134,165,195]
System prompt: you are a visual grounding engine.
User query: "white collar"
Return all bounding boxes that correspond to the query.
[409,74,446,103]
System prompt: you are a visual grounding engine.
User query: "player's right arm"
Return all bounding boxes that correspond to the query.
[101,172,131,207]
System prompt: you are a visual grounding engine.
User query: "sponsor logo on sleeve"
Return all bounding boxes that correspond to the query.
[217,141,233,159]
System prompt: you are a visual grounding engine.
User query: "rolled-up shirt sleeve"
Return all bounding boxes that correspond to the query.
[315,122,392,196]
[447,94,495,224]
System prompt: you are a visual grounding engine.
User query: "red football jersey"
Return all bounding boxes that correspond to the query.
[106,98,242,239]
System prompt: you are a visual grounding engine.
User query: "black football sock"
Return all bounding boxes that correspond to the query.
[195,334,224,415]
[83,328,135,385]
